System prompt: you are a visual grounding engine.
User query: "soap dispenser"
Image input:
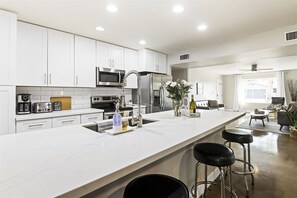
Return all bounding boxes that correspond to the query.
[113,101,122,132]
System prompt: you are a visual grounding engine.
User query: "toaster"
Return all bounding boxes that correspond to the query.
[33,102,53,113]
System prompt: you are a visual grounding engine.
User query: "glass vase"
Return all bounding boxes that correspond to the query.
[173,100,182,117]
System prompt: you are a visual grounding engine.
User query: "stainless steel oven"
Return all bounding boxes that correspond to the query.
[96,67,125,87]
[91,96,133,120]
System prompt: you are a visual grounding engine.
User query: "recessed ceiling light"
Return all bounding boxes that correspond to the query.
[172,5,184,13]
[107,4,118,13]
[197,24,207,31]
[96,26,104,31]
[139,40,146,45]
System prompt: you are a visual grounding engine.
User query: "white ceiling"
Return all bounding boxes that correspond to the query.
[1,0,297,55]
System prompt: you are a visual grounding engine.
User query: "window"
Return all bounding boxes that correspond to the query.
[241,75,277,103]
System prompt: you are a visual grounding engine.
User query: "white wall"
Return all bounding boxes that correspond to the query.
[223,69,297,111]
[168,25,297,66]
[16,87,132,109]
[187,68,223,102]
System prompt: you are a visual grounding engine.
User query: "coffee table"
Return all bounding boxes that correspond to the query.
[249,110,270,127]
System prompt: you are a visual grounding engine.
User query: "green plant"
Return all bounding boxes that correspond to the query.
[285,108,297,129]
[163,79,192,101]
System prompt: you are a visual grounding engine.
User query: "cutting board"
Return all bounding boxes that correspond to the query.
[50,97,71,110]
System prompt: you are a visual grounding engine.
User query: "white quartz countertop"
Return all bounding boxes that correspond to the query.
[1,110,245,197]
[15,108,104,121]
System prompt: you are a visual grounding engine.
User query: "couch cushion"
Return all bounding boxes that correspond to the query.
[196,101,208,107]
[208,100,219,108]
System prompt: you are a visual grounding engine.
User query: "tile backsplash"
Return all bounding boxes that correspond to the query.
[16,87,133,109]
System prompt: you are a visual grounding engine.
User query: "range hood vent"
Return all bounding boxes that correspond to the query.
[180,53,189,61]
[285,30,297,42]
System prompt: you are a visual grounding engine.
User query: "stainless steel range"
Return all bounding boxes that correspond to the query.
[91,96,133,120]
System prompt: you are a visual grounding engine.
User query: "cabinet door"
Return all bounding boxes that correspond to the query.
[96,41,111,68]
[48,29,74,86]
[52,115,80,128]
[0,11,16,85]
[110,45,124,69]
[16,22,48,86]
[124,48,138,88]
[0,86,15,135]
[156,53,167,74]
[146,50,156,72]
[81,113,103,124]
[74,36,96,87]
[16,118,52,133]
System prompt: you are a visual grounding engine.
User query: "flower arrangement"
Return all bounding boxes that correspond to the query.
[163,79,192,101]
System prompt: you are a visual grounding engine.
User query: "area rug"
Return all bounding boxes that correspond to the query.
[236,119,290,134]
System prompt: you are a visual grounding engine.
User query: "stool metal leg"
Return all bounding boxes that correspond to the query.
[204,164,207,197]
[220,167,225,198]
[248,143,254,185]
[194,161,200,198]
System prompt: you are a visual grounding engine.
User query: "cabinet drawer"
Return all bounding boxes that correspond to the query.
[16,118,52,133]
[81,113,103,124]
[52,115,80,128]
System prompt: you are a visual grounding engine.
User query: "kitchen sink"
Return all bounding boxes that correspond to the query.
[83,118,158,133]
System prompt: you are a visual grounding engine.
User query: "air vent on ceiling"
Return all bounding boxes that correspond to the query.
[180,53,189,61]
[285,30,297,42]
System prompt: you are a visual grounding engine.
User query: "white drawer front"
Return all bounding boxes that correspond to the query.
[16,119,52,133]
[81,113,103,124]
[52,115,80,128]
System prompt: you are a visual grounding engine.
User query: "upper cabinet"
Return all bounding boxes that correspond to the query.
[96,41,124,70]
[74,36,96,87]
[0,10,16,85]
[48,29,74,86]
[138,49,167,74]
[124,48,138,88]
[16,22,48,86]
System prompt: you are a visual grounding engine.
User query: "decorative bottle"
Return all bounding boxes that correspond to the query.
[113,102,122,132]
[189,95,196,113]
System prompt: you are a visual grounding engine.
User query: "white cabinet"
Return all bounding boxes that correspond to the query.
[48,29,74,86]
[0,10,16,85]
[0,86,15,135]
[138,49,167,74]
[74,36,96,87]
[16,118,52,133]
[96,41,124,69]
[81,113,103,124]
[16,22,48,86]
[52,115,80,128]
[124,48,138,88]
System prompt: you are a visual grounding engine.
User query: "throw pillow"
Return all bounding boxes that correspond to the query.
[208,100,219,108]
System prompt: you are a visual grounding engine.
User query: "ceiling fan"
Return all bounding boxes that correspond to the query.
[239,64,273,72]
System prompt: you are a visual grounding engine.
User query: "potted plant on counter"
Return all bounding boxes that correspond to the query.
[285,107,297,139]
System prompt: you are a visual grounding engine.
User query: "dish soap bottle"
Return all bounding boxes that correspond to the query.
[113,101,122,132]
[189,95,196,113]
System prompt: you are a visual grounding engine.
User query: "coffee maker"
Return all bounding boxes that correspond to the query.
[16,94,32,114]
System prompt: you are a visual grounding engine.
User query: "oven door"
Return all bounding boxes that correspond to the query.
[96,67,125,87]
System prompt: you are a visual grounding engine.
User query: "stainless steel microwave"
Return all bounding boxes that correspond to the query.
[96,67,125,87]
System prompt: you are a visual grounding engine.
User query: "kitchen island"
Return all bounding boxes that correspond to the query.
[0,110,245,197]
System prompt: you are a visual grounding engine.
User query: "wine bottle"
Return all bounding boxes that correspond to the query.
[189,95,196,113]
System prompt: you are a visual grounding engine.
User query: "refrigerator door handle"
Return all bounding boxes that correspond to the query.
[160,85,165,110]
[159,86,163,111]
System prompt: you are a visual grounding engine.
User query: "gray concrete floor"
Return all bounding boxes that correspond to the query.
[199,115,297,198]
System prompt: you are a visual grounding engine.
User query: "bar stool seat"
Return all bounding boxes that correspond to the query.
[124,174,189,198]
[192,142,237,198]
[222,128,255,198]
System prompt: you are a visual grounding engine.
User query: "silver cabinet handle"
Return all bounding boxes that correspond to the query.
[28,123,44,128]
[62,119,75,123]
[109,59,111,67]
[112,59,115,67]
[76,76,78,85]
[44,73,47,84]
[49,73,52,84]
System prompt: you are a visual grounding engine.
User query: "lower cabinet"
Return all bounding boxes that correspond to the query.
[81,113,103,124]
[133,107,146,116]
[16,112,103,133]
[53,115,80,128]
[16,118,52,133]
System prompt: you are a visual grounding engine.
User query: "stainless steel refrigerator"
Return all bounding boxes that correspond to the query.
[140,73,173,113]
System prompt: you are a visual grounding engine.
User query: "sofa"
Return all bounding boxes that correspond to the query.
[277,103,297,131]
[264,97,285,111]
[195,100,224,110]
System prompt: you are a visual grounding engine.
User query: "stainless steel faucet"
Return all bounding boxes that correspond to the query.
[123,70,143,127]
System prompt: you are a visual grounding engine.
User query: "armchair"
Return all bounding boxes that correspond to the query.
[264,97,285,111]
[278,103,297,131]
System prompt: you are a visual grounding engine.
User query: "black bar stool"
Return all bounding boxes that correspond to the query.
[124,174,189,198]
[222,128,255,197]
[192,142,237,198]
